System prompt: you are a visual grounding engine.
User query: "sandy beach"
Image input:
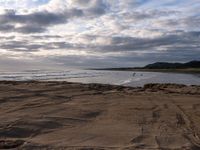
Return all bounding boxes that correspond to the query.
[0,81,200,150]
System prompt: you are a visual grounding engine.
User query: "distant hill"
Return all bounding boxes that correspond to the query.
[91,60,200,73]
[142,61,200,69]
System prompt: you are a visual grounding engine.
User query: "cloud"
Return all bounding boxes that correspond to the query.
[154,15,200,31]
[72,0,109,15]
[86,0,109,16]
[0,0,108,34]
[0,0,200,69]
[0,24,14,32]
[0,8,82,33]
[1,31,199,56]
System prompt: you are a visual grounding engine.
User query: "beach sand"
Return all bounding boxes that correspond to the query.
[0,81,200,149]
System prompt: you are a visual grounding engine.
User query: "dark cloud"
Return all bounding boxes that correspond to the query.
[0,10,67,25]
[86,0,109,16]
[74,0,91,6]
[16,25,46,33]
[120,10,180,22]
[74,0,109,15]
[157,16,200,30]
[0,40,86,52]
[31,35,62,39]
[0,24,14,32]
[0,0,108,34]
[1,40,43,52]
[119,0,150,8]
[93,31,200,52]
[2,31,200,55]
[0,9,83,33]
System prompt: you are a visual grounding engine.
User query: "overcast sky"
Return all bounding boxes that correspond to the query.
[0,0,200,70]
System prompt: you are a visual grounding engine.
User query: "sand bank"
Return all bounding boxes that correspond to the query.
[0,81,200,149]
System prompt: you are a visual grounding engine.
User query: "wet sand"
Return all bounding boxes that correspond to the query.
[0,81,200,150]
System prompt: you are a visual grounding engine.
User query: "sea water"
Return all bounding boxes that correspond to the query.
[0,69,199,87]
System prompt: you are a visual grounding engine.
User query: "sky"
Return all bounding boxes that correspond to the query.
[0,0,200,70]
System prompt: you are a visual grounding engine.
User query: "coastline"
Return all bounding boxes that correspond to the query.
[0,81,200,149]
[91,68,200,74]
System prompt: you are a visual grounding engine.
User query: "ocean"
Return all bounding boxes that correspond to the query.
[0,69,199,87]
